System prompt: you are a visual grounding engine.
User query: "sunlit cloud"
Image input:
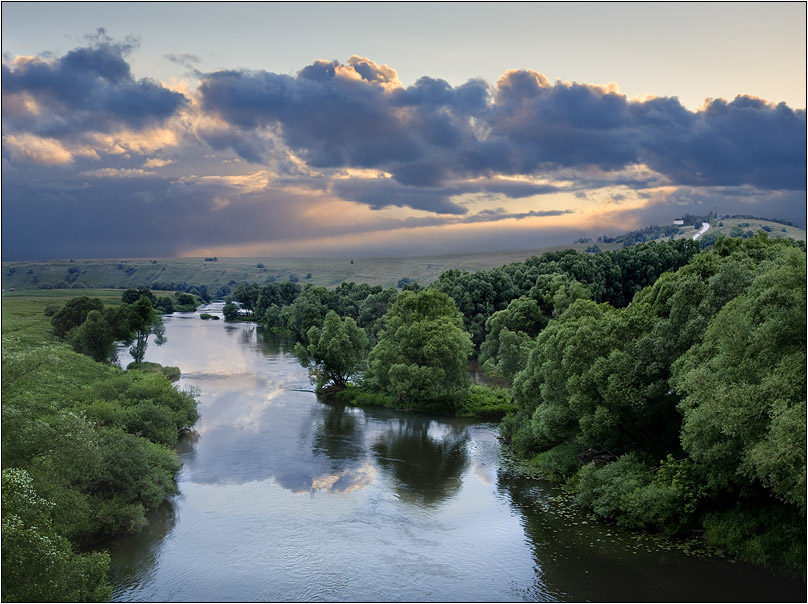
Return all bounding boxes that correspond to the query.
[144,158,173,168]
[1,34,804,261]
[3,133,76,164]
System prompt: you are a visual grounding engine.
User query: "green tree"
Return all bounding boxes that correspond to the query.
[673,247,807,511]
[127,298,165,363]
[222,297,239,321]
[479,296,546,378]
[365,290,473,412]
[121,288,141,305]
[294,310,369,390]
[50,297,104,338]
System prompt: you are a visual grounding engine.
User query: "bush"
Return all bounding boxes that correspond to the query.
[199,313,219,320]
[703,505,806,577]
[500,411,542,455]
[456,385,516,419]
[528,441,581,481]
[572,454,702,533]
[332,383,397,408]
[1,469,112,602]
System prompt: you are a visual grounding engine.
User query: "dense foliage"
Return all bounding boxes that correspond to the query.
[46,288,198,364]
[295,310,369,390]
[433,239,699,349]
[2,296,198,601]
[500,234,806,575]
[364,290,473,414]
[216,234,803,573]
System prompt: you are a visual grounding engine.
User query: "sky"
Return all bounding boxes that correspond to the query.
[2,2,806,260]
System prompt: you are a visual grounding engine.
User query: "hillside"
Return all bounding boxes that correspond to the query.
[2,218,803,292]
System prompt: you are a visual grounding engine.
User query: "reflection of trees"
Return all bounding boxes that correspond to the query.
[255,326,294,355]
[108,499,178,591]
[372,417,469,506]
[313,404,363,463]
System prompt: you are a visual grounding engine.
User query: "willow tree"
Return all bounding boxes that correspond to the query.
[295,310,368,391]
[365,289,473,413]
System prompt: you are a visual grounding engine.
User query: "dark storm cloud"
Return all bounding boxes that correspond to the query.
[633,95,806,190]
[2,30,187,137]
[199,60,806,207]
[331,176,563,215]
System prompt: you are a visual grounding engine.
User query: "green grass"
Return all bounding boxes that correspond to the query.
[1,290,173,346]
[669,218,805,243]
[2,295,121,406]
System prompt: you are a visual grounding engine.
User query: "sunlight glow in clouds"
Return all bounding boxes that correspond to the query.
[1,17,805,260]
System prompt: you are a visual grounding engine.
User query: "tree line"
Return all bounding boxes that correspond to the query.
[47,288,200,365]
[223,234,805,574]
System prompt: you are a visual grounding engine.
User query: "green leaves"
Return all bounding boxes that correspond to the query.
[296,310,369,389]
[673,247,807,512]
[2,469,112,602]
[365,290,472,412]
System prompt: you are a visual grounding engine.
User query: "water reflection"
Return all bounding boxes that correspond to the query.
[372,416,469,507]
[255,326,293,356]
[313,404,364,462]
[109,500,179,593]
[109,306,805,603]
[498,473,807,602]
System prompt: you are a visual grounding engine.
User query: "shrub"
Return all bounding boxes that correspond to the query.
[703,505,806,577]
[528,441,581,481]
[456,385,516,419]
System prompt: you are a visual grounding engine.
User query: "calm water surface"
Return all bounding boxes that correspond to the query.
[109,303,805,602]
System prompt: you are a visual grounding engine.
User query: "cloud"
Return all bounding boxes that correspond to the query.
[1,48,805,261]
[144,158,173,168]
[2,30,187,138]
[198,59,805,200]
[634,95,807,190]
[164,51,201,73]
[81,167,156,178]
[3,133,76,164]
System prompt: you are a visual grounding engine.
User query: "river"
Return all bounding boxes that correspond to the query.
[109,303,804,602]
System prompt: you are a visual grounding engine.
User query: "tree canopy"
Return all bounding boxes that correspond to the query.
[295,310,369,390]
[365,290,473,413]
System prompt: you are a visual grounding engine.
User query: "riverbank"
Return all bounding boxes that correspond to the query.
[105,307,806,601]
[329,382,516,420]
[1,294,198,602]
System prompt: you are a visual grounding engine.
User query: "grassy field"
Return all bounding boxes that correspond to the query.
[1,243,620,291]
[669,218,806,242]
[2,218,803,292]
[2,294,122,405]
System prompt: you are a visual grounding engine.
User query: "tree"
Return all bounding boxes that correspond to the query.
[294,310,369,390]
[365,289,472,412]
[127,297,165,363]
[479,296,547,378]
[70,310,116,362]
[121,288,141,305]
[222,297,239,321]
[672,247,807,511]
[50,296,104,338]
